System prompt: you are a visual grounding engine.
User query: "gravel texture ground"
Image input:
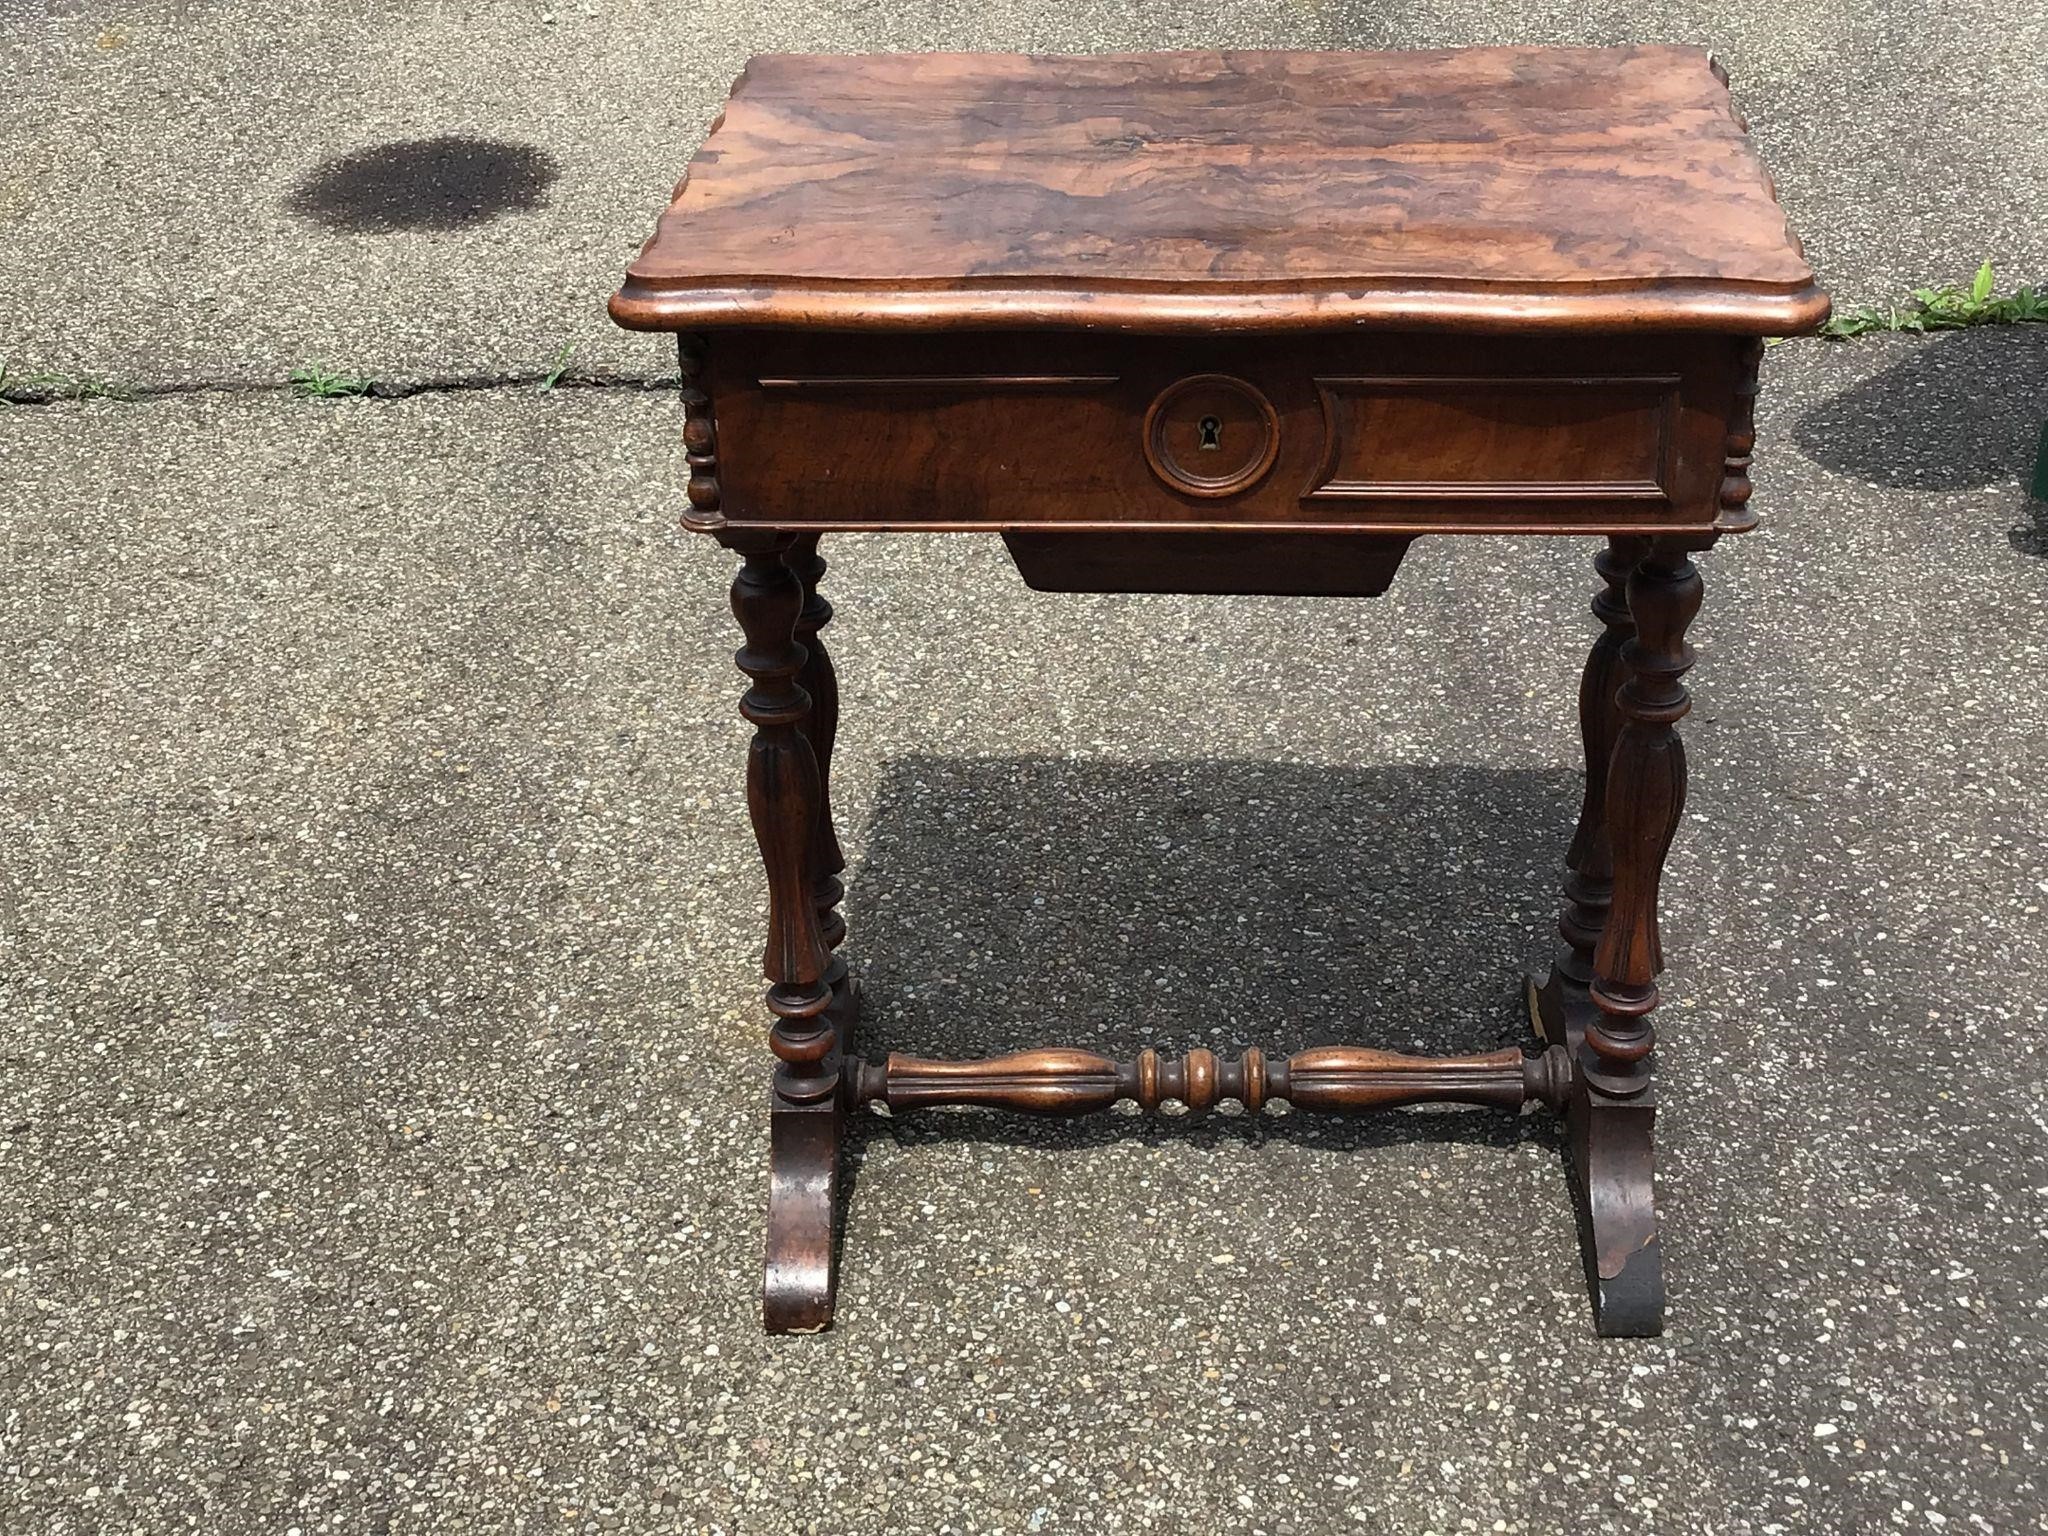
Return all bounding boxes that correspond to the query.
[2,0,2044,385]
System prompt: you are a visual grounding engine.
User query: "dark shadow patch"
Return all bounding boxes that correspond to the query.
[287,135,557,233]
[1792,327,2048,504]
[2014,501,2048,560]
[2013,421,2048,558]
[838,754,1573,1161]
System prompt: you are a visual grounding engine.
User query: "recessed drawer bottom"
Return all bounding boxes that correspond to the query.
[1002,531,1415,596]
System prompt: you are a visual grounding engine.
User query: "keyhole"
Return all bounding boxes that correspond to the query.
[1196,415,1223,451]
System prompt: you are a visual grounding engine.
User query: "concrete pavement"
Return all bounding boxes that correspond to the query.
[2,0,2044,385]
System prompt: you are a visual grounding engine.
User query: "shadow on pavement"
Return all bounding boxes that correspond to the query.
[1793,328,2048,540]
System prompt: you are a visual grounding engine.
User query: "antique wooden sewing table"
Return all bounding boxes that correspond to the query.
[610,46,1827,1337]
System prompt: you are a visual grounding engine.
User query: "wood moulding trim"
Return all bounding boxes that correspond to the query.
[611,277,1834,337]
[757,373,1119,393]
[697,516,1740,536]
[1305,372,1679,507]
[1306,480,1670,503]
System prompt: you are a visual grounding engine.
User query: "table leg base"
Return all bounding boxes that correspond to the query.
[768,972,1660,1337]
[1525,971,1665,1338]
[763,1095,841,1333]
[762,977,861,1335]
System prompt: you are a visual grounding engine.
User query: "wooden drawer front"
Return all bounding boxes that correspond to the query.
[1307,374,1677,508]
[704,332,1745,535]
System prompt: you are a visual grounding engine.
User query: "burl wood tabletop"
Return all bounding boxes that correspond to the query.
[611,46,1827,335]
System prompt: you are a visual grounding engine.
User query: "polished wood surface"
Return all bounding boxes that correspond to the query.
[1530,535,1709,1335]
[683,330,1751,538]
[613,47,1826,335]
[855,1043,1573,1115]
[1542,535,1650,1024]
[725,529,845,1332]
[614,46,1825,1340]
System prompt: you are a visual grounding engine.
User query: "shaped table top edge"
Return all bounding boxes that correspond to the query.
[608,276,1831,336]
[611,45,1830,339]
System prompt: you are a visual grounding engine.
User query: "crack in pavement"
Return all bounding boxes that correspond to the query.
[0,369,678,407]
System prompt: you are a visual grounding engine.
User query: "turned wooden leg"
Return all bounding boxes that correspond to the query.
[1531,535,1649,1052]
[725,529,843,1333]
[787,535,859,1052]
[1570,534,1710,1338]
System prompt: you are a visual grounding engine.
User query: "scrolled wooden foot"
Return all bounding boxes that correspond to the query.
[722,525,847,1334]
[764,1092,843,1334]
[763,974,862,1334]
[1568,1083,1662,1337]
[1530,970,1663,1335]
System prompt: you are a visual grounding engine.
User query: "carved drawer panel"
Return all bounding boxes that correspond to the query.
[697,332,1750,537]
[1305,374,1679,508]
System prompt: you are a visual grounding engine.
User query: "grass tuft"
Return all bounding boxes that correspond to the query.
[536,342,578,392]
[289,364,371,399]
[1822,260,2047,339]
[0,361,133,402]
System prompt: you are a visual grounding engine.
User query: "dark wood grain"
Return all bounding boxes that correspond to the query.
[724,529,843,1333]
[1588,535,1709,1093]
[613,47,1826,335]
[625,47,1820,1341]
[1533,534,1651,1051]
[1525,534,1687,1336]
[1305,375,1677,505]
[1558,533,1710,1337]
[854,1043,1573,1116]
[687,331,1751,537]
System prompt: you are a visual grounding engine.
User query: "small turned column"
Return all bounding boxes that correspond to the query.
[1717,340,1765,533]
[1586,536,1709,1096]
[679,335,724,532]
[725,532,837,1105]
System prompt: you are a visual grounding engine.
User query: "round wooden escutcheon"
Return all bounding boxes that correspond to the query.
[1142,374,1280,498]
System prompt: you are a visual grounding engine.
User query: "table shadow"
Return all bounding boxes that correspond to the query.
[835,754,1577,1176]
[1790,326,2048,557]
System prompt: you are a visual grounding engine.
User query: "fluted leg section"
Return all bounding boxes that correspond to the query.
[1567,534,1711,1337]
[1589,540,1704,1096]
[1533,535,1648,1053]
[726,529,843,1333]
[787,535,857,1054]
